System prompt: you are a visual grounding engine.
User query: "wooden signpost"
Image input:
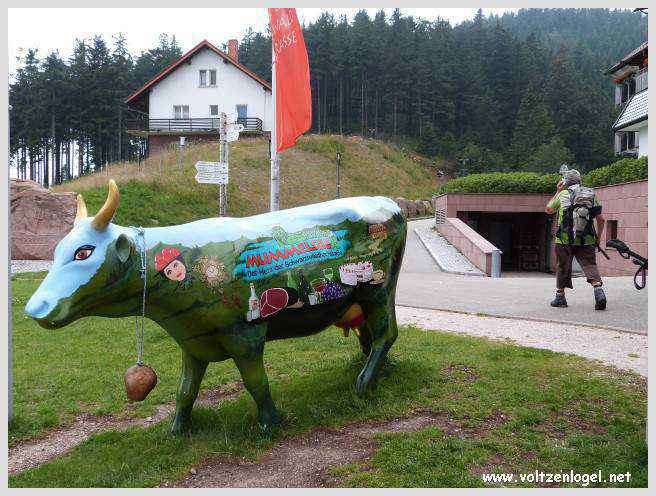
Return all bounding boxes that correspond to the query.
[194,111,242,217]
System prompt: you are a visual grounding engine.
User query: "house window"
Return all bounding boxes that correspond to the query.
[620,131,636,151]
[628,78,636,99]
[621,83,629,104]
[199,69,217,87]
[173,105,189,119]
[210,105,219,116]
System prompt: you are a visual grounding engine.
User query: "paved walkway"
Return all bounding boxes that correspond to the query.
[399,219,648,334]
[11,260,53,274]
[396,306,646,376]
[415,226,483,276]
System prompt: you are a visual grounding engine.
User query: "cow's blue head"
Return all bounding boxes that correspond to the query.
[25,180,138,329]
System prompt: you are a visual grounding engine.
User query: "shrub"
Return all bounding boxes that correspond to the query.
[437,157,647,195]
[438,171,560,194]
[582,156,648,187]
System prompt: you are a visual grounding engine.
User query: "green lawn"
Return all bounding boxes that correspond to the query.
[11,274,647,488]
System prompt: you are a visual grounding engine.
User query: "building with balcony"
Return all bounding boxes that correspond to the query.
[124,39,272,156]
[607,41,648,157]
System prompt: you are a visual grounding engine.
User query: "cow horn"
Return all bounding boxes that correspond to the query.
[75,194,88,221]
[91,179,119,231]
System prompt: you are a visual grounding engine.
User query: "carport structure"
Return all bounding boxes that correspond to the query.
[432,180,647,277]
[433,193,554,276]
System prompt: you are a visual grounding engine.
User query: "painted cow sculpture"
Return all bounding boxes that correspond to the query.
[26,180,407,433]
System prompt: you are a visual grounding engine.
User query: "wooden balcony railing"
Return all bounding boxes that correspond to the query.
[636,68,648,93]
[127,117,263,133]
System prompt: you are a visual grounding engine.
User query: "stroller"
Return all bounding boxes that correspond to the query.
[606,239,648,290]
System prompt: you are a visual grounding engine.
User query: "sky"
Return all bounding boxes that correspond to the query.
[8,8,518,74]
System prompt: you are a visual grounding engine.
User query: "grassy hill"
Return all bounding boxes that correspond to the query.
[55,135,441,227]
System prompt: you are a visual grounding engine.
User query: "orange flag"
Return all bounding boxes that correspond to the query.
[269,8,312,152]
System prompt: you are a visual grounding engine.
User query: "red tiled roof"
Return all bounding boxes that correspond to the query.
[124,39,271,105]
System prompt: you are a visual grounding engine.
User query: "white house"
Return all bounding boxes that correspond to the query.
[125,39,272,156]
[607,42,648,158]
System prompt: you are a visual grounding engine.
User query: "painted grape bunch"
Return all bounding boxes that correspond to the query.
[321,281,345,301]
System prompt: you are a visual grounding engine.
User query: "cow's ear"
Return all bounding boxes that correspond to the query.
[115,234,134,264]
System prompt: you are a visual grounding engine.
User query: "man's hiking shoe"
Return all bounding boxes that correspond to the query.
[550,292,567,308]
[594,286,607,310]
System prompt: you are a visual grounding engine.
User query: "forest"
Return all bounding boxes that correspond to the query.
[9,8,648,186]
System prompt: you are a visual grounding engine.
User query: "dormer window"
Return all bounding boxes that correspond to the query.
[199,69,217,87]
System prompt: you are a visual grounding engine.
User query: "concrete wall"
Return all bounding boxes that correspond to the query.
[595,179,648,276]
[149,47,272,131]
[438,217,499,275]
[637,123,648,157]
[433,192,553,217]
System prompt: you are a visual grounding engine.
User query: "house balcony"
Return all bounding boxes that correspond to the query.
[615,68,648,107]
[126,117,263,137]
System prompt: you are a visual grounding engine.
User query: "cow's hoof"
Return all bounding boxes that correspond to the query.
[170,415,192,435]
[355,371,374,397]
[258,408,281,431]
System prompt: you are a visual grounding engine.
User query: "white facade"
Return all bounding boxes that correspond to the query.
[637,122,648,157]
[148,47,272,132]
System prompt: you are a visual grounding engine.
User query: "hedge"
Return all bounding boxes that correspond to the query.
[437,157,648,195]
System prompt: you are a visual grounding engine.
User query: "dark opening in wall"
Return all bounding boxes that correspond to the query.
[607,219,618,240]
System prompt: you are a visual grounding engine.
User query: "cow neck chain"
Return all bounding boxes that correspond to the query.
[131,226,147,365]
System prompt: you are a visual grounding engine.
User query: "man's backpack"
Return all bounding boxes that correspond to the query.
[557,184,602,244]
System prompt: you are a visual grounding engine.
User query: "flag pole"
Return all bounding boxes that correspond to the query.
[269,42,279,212]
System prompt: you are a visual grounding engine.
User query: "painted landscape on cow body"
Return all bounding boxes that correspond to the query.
[145,203,404,333]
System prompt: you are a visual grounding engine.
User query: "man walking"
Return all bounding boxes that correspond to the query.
[545,169,607,310]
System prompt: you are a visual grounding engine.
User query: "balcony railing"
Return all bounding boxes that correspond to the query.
[127,117,263,133]
[636,68,648,93]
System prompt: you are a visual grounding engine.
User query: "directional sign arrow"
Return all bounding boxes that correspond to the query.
[195,161,228,174]
[226,123,244,133]
[225,131,240,143]
[195,172,229,185]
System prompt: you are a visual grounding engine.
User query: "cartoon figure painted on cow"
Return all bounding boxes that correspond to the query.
[25,180,407,434]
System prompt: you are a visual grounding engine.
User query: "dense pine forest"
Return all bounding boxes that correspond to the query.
[9,8,647,186]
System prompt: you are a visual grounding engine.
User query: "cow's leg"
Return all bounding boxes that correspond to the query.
[355,290,398,396]
[233,352,280,430]
[219,324,280,430]
[171,351,208,434]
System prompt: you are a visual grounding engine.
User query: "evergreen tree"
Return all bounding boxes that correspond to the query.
[528,136,574,173]
[507,84,556,168]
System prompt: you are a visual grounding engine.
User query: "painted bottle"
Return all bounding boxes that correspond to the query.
[297,270,312,305]
[247,283,260,321]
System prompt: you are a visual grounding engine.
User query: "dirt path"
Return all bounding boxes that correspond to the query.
[160,411,488,488]
[8,382,244,474]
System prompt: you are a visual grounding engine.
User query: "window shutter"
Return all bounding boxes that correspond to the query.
[615,86,622,105]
